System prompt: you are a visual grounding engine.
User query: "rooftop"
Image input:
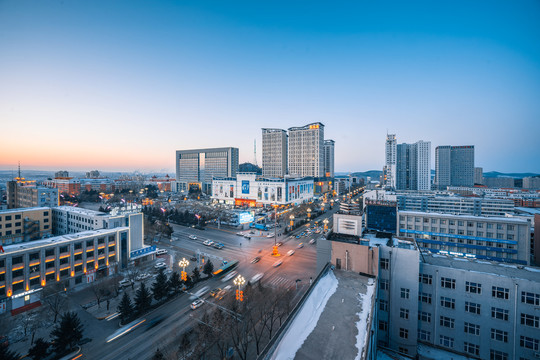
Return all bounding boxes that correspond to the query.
[398,210,529,224]
[54,205,106,216]
[0,207,51,215]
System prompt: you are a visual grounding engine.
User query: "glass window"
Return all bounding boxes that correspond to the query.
[466,281,482,294]
[492,286,509,300]
[400,288,410,299]
[490,328,508,343]
[441,277,456,289]
[464,322,480,336]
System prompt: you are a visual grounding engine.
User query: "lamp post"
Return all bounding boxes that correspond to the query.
[179,258,189,281]
[323,218,329,232]
[307,208,311,221]
[234,274,245,302]
[289,215,295,230]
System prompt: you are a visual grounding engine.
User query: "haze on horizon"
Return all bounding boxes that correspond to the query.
[1,1,539,174]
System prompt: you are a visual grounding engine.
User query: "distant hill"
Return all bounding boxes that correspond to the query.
[349,170,382,179]
[483,171,540,179]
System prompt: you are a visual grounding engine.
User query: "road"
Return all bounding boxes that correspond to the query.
[77,207,341,359]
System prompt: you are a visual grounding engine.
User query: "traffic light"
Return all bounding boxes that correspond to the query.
[236,289,239,300]
[239,290,244,302]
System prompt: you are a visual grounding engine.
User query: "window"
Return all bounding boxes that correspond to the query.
[419,292,432,304]
[86,240,94,247]
[399,328,408,339]
[12,269,23,278]
[399,308,409,320]
[439,335,454,348]
[418,330,431,342]
[59,246,68,253]
[449,220,455,226]
[379,300,388,312]
[419,273,432,284]
[491,307,509,321]
[14,214,21,220]
[440,316,454,328]
[380,279,389,291]
[12,256,23,264]
[441,277,455,289]
[492,286,509,299]
[74,254,82,261]
[520,336,539,351]
[418,311,431,323]
[521,313,539,328]
[74,242,82,250]
[497,224,504,230]
[464,342,480,356]
[98,237,105,244]
[490,350,508,360]
[380,258,389,270]
[59,258,68,265]
[400,288,410,299]
[440,296,455,309]
[29,252,39,261]
[464,322,480,335]
[507,225,514,231]
[466,281,482,294]
[491,329,508,342]
[378,321,388,331]
[521,291,540,306]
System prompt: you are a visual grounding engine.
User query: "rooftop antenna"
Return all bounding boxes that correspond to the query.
[18,161,21,179]
[253,139,258,166]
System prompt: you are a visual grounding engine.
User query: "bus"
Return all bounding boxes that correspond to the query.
[213,260,239,277]
[250,223,268,231]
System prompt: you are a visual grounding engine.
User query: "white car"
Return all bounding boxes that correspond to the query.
[273,259,283,267]
[236,232,244,236]
[154,262,167,270]
[267,234,275,238]
[135,273,151,281]
[221,270,238,283]
[189,235,197,240]
[309,239,316,245]
[250,273,264,284]
[287,250,295,256]
[156,249,168,255]
[119,279,132,287]
[190,299,204,310]
[203,240,214,246]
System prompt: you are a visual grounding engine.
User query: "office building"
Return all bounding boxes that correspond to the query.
[397,210,531,264]
[435,145,474,189]
[365,199,397,233]
[523,177,540,190]
[396,194,515,216]
[262,128,288,178]
[6,180,58,209]
[0,207,52,246]
[383,134,397,188]
[211,173,313,206]
[288,123,324,177]
[396,140,431,191]
[484,177,515,188]
[323,139,335,178]
[474,167,483,185]
[175,147,239,193]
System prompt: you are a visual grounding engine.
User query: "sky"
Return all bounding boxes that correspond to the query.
[1,1,539,174]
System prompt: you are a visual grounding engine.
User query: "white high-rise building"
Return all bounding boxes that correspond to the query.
[262,128,288,178]
[396,140,431,191]
[415,140,431,190]
[324,139,335,178]
[288,123,324,177]
[384,134,397,188]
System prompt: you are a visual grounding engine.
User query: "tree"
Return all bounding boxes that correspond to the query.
[152,268,169,302]
[28,338,49,360]
[177,332,191,360]
[42,284,66,323]
[203,260,214,277]
[134,282,152,314]
[90,279,110,308]
[50,312,84,356]
[168,271,183,295]
[0,343,20,360]
[152,348,165,360]
[192,267,201,283]
[117,292,134,324]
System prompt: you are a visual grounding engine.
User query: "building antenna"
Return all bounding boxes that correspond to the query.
[18,161,21,179]
[253,139,258,166]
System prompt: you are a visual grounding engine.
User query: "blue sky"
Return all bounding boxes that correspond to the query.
[1,1,539,173]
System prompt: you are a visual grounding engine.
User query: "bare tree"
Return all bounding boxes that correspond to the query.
[90,279,110,308]
[125,266,140,290]
[43,283,67,323]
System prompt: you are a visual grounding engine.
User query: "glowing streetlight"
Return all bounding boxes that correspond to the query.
[323,218,329,232]
[289,215,295,229]
[234,274,245,301]
[307,208,311,220]
[179,258,189,281]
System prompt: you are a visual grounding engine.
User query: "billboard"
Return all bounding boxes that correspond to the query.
[239,211,254,224]
[241,180,250,194]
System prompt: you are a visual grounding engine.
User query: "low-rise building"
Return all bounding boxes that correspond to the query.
[0,207,52,246]
[7,179,58,209]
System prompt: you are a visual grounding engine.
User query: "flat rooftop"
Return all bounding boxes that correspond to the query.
[54,205,106,216]
[0,207,51,215]
[265,269,375,360]
[422,252,540,282]
[0,228,128,255]
[398,210,529,224]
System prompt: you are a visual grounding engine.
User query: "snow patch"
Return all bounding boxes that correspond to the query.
[525,266,540,273]
[271,270,339,360]
[354,278,375,360]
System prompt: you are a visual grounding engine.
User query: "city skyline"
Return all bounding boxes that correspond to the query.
[1,1,539,173]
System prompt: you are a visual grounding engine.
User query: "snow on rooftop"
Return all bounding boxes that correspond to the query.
[355,278,375,360]
[417,343,471,360]
[270,270,339,360]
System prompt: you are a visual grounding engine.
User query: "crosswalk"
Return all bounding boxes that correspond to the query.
[265,276,295,289]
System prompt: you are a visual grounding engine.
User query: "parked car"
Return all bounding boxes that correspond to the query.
[267,234,275,238]
[287,250,295,256]
[119,279,133,287]
[251,256,261,264]
[154,262,167,270]
[276,242,283,247]
[236,232,244,236]
[156,248,168,255]
[190,299,204,310]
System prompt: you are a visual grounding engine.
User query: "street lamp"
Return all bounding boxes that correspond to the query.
[307,208,311,221]
[289,215,295,230]
[323,218,329,232]
[179,258,189,281]
[234,274,245,302]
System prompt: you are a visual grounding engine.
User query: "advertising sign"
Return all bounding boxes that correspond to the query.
[239,212,254,224]
[241,180,250,194]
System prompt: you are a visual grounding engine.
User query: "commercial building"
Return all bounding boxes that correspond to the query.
[396,195,515,216]
[474,167,483,185]
[6,179,58,209]
[383,134,397,189]
[397,210,531,264]
[0,208,52,246]
[288,122,324,177]
[323,139,335,178]
[175,147,239,193]
[396,140,431,191]
[365,200,397,234]
[262,128,288,178]
[435,145,474,189]
[484,177,515,189]
[211,173,313,206]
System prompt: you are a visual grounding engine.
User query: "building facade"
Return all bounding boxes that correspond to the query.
[365,200,397,234]
[396,141,431,191]
[383,134,397,189]
[397,210,531,264]
[474,167,483,185]
[175,147,239,193]
[396,195,515,216]
[323,139,335,178]
[262,128,288,178]
[7,180,58,209]
[288,123,324,178]
[435,145,474,189]
[523,177,540,190]
[0,208,52,246]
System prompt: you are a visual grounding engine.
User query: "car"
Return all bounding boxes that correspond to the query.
[156,248,168,255]
[145,315,166,330]
[273,260,283,267]
[203,240,214,246]
[190,299,204,310]
[249,273,264,284]
[190,256,197,261]
[215,289,227,300]
[236,232,244,236]
[267,234,275,238]
[209,288,222,298]
[276,242,283,247]
[243,234,251,239]
[135,273,151,281]
[221,270,238,282]
[189,235,197,240]
[287,250,295,256]
[119,279,133,287]
[309,239,316,245]
[190,286,210,300]
[213,243,224,249]
[154,262,167,270]
[251,256,261,264]
[297,243,304,248]
[295,235,301,239]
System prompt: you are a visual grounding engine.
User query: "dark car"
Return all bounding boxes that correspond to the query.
[251,257,261,264]
[145,315,166,331]
[190,256,197,261]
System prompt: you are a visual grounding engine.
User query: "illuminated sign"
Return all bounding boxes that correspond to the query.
[309,124,320,129]
[241,180,250,194]
[239,212,254,224]
[130,246,157,259]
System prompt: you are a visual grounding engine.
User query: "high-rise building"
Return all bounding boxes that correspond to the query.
[474,167,483,185]
[262,128,288,178]
[396,140,431,191]
[175,147,239,193]
[323,139,335,178]
[383,134,397,188]
[288,123,324,177]
[435,145,474,189]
